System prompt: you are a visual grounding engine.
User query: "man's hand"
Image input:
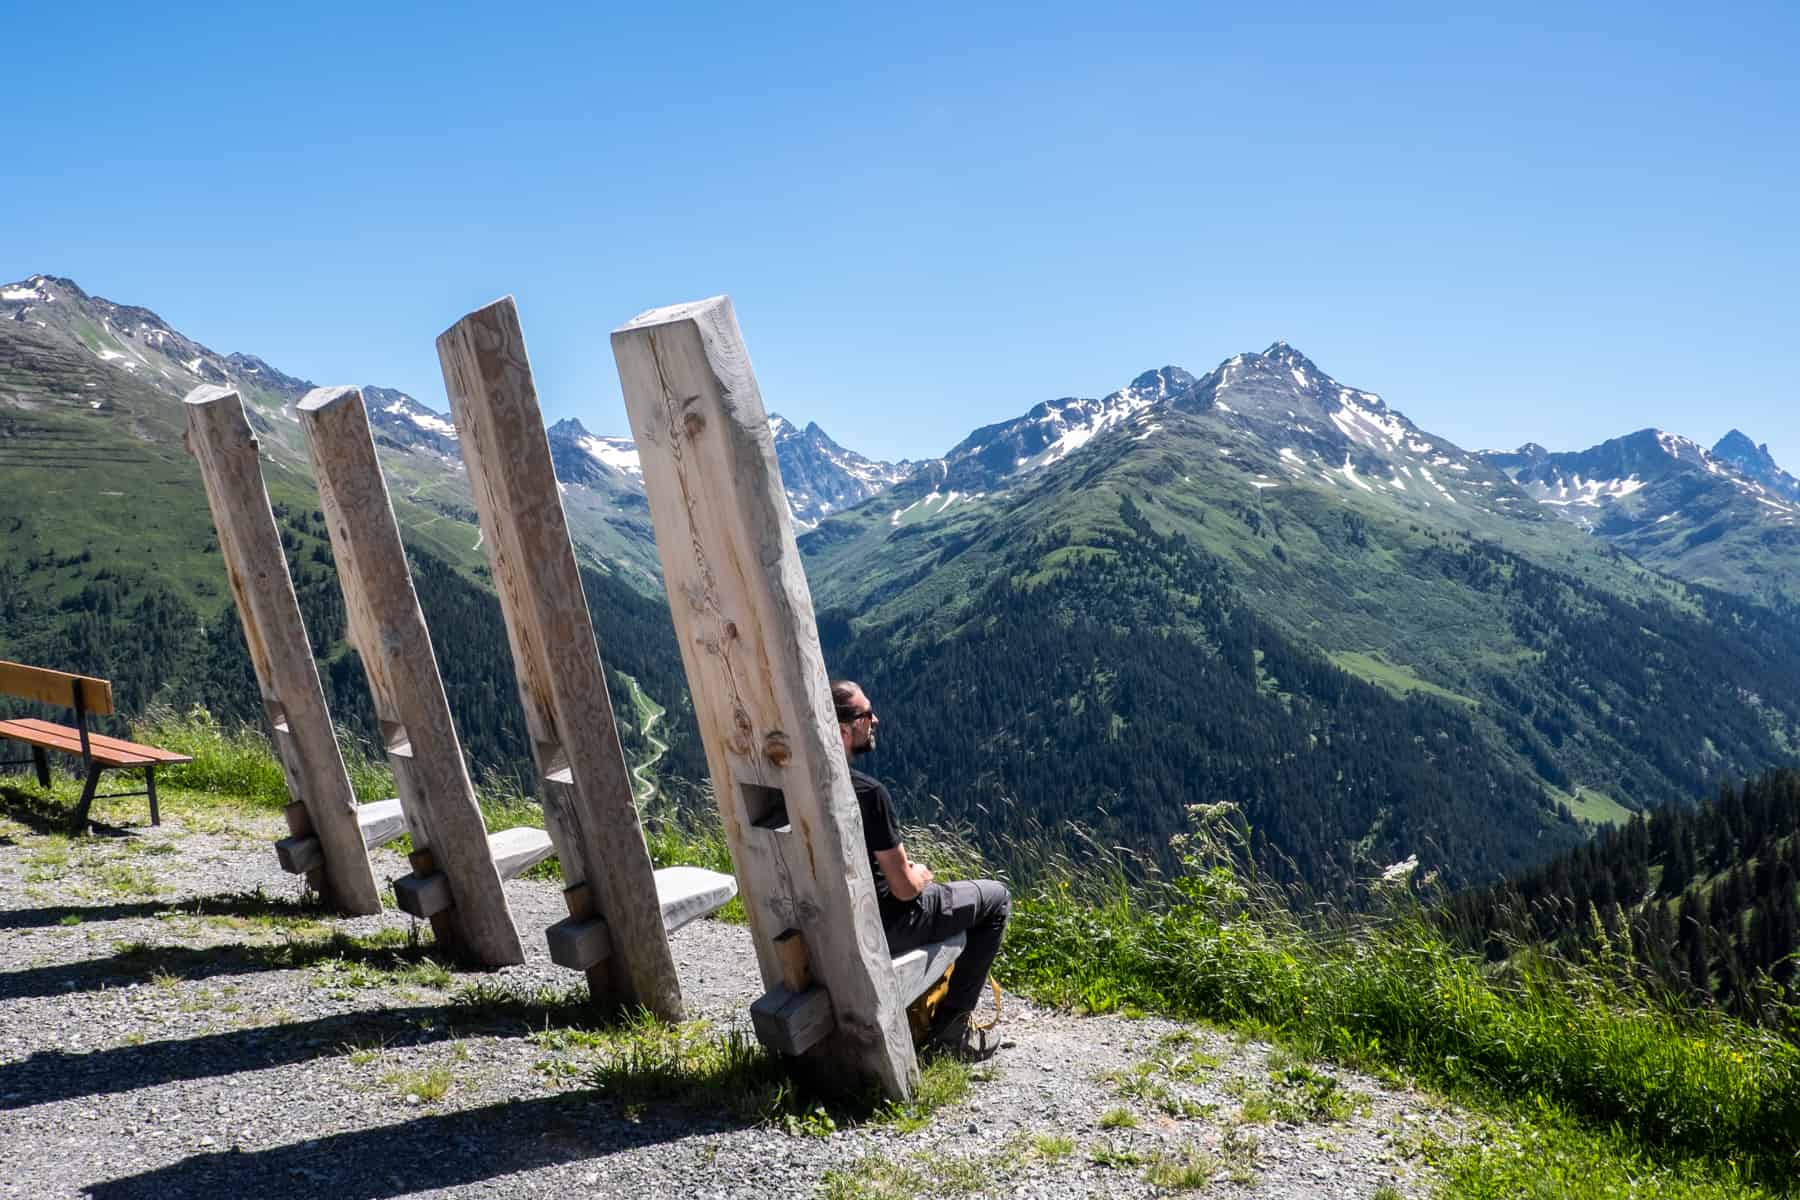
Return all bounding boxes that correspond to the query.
[875,845,934,901]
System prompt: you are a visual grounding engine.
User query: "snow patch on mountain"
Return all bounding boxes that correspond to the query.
[578,435,641,476]
[382,398,457,438]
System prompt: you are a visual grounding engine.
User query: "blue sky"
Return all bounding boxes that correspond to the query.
[7,2,1796,467]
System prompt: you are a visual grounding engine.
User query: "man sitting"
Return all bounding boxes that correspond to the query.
[833,678,1011,1060]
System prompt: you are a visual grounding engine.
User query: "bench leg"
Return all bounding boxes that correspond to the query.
[68,763,102,832]
[32,746,51,788]
[146,765,160,827]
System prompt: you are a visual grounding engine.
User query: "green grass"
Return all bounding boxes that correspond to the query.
[15,708,1795,1198]
[1544,782,1634,827]
[381,1065,454,1104]
[135,705,396,809]
[1142,1142,1216,1190]
[1326,649,1478,708]
[999,815,1800,1195]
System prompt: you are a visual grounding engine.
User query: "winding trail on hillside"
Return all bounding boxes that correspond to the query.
[623,674,667,803]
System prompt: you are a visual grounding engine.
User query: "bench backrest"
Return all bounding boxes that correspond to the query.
[0,660,115,716]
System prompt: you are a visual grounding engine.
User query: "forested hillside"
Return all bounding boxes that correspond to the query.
[0,505,706,798]
[822,499,1578,895]
[1446,768,1800,1023]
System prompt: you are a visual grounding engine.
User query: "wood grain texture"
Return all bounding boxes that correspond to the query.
[487,826,556,880]
[611,296,918,1100]
[437,297,685,1017]
[0,661,114,716]
[183,385,381,914]
[0,719,187,766]
[355,798,408,848]
[297,385,523,965]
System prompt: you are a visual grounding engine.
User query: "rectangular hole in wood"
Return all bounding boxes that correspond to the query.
[540,740,572,787]
[741,782,790,833]
[382,721,414,759]
[264,699,290,734]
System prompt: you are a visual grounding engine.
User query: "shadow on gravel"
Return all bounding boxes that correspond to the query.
[0,1004,461,1109]
[84,1090,733,1200]
[0,887,322,931]
[0,924,433,1001]
[0,783,135,837]
[0,989,618,1111]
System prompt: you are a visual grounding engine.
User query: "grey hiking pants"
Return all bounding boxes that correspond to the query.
[883,878,1011,1016]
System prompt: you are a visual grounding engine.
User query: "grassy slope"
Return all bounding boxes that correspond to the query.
[8,713,1792,1199]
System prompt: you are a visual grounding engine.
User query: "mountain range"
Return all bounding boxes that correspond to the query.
[6,272,1800,895]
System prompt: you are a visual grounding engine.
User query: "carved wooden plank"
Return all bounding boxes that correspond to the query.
[356,798,408,848]
[488,826,556,880]
[437,297,685,1017]
[655,866,737,934]
[893,934,966,1006]
[611,296,917,1100]
[183,385,382,915]
[297,385,523,966]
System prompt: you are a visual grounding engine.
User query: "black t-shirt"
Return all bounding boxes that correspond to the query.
[850,767,906,915]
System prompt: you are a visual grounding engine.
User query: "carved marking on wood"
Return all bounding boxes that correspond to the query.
[297,385,522,966]
[183,385,381,915]
[612,297,917,1100]
[437,297,684,1018]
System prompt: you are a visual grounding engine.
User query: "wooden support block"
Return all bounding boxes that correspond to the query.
[613,296,916,1098]
[772,927,812,992]
[283,801,310,837]
[184,385,382,916]
[546,916,613,972]
[356,798,408,849]
[488,826,556,881]
[274,835,324,876]
[751,986,836,1057]
[438,297,684,1018]
[299,385,523,967]
[654,866,738,935]
[394,872,453,919]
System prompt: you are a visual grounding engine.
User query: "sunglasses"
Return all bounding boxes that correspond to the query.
[836,708,874,723]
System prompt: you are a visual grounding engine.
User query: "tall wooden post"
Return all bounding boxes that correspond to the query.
[437,297,684,1018]
[611,297,917,1100]
[298,386,524,967]
[183,385,383,915]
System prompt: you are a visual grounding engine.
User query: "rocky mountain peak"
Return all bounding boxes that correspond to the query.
[1713,429,1800,501]
[1125,366,1198,400]
[547,416,593,440]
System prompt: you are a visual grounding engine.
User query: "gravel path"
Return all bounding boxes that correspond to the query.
[0,797,1458,1199]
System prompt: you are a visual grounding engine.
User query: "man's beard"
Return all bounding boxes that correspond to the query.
[850,729,876,756]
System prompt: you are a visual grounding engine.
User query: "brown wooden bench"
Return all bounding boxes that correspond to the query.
[0,660,190,828]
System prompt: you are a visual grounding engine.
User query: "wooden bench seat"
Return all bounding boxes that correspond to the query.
[274,798,412,875]
[749,929,971,1056]
[544,865,739,972]
[0,662,191,828]
[892,932,967,1007]
[0,718,190,769]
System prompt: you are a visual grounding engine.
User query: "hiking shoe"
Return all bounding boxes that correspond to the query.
[923,1010,999,1063]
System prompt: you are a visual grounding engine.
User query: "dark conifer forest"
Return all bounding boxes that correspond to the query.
[1446,768,1800,1024]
